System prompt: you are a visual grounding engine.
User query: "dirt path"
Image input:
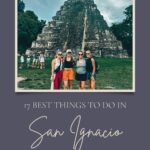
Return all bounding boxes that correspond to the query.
[17,77,27,90]
[17,77,26,83]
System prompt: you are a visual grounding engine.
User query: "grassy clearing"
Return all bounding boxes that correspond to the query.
[17,57,133,90]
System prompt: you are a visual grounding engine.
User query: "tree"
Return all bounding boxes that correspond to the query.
[25,11,38,21]
[18,0,25,12]
[111,5,133,56]
[18,1,46,53]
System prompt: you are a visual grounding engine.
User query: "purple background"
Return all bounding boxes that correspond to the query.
[0,0,149,149]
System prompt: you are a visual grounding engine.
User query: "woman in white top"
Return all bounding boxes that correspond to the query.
[51,51,63,89]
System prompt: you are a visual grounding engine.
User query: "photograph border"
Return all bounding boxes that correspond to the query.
[15,0,136,93]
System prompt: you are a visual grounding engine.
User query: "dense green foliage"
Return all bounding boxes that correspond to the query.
[111,5,133,56]
[18,0,46,54]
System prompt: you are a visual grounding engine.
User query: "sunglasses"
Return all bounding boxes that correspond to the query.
[58,53,62,56]
[86,53,90,55]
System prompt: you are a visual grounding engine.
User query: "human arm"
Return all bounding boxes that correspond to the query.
[91,58,96,76]
[51,59,55,81]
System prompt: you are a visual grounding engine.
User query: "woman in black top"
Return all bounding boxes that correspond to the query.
[86,50,96,90]
[62,49,75,89]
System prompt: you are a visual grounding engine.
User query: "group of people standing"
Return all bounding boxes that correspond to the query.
[51,49,96,90]
[19,52,45,69]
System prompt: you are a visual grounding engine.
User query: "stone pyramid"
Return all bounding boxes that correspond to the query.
[31,0,128,57]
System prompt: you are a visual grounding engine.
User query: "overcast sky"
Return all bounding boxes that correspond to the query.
[23,0,133,26]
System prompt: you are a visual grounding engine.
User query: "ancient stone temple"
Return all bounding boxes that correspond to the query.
[31,0,128,57]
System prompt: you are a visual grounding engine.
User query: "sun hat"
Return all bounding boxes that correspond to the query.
[66,49,72,53]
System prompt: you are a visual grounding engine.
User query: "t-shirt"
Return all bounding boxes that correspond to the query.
[20,56,24,63]
[27,57,31,63]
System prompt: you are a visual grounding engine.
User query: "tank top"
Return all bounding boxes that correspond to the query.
[64,57,74,68]
[76,59,86,74]
[55,59,62,70]
[86,58,93,72]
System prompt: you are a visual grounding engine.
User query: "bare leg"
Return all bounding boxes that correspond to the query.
[88,80,91,89]
[64,80,68,89]
[81,81,85,89]
[69,80,73,89]
[40,63,43,69]
[90,79,95,90]
[78,81,81,89]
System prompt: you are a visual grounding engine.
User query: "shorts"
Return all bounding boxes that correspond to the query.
[87,72,96,80]
[63,69,74,81]
[75,73,87,81]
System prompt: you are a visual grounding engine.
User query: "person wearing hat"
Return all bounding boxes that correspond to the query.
[62,49,75,89]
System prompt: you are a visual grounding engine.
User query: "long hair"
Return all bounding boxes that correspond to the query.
[55,50,62,59]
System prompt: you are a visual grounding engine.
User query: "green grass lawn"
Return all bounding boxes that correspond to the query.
[17,57,133,90]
